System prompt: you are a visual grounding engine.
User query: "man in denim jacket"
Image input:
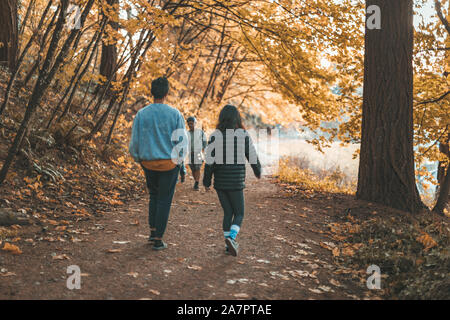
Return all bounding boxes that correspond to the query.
[129,77,188,250]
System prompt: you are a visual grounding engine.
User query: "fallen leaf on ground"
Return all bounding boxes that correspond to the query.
[233,293,249,299]
[126,272,138,278]
[52,254,70,260]
[1,272,16,277]
[332,247,340,257]
[329,279,342,287]
[318,285,334,293]
[148,289,160,295]
[106,249,122,253]
[2,243,22,255]
[309,288,323,294]
[256,259,270,264]
[295,249,313,256]
[341,246,355,256]
[416,233,437,251]
[113,241,130,244]
[187,265,202,271]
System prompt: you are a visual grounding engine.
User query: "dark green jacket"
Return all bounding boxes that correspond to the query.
[203,129,261,190]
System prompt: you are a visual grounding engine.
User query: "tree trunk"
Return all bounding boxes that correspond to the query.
[357,0,426,213]
[100,0,119,84]
[433,161,450,215]
[0,0,53,118]
[0,0,18,71]
[434,134,450,214]
[0,0,94,185]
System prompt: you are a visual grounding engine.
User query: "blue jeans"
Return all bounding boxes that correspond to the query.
[142,165,180,238]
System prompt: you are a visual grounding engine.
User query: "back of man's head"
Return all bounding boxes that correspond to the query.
[151,77,169,99]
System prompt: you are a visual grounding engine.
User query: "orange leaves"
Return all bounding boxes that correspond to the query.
[2,242,22,255]
[47,219,59,226]
[52,254,70,260]
[95,194,124,206]
[328,221,360,235]
[416,232,438,251]
[332,247,340,257]
[130,219,139,226]
[23,176,43,192]
[320,240,363,257]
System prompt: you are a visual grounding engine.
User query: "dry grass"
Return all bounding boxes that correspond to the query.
[276,156,356,194]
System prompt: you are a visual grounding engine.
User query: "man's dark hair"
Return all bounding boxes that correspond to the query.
[151,77,169,99]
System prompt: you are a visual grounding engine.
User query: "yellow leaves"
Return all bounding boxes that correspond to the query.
[2,242,22,255]
[277,158,356,194]
[416,232,437,251]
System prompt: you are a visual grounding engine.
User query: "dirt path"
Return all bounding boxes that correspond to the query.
[0,175,372,300]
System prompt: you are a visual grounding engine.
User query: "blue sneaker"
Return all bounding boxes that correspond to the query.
[225,238,239,256]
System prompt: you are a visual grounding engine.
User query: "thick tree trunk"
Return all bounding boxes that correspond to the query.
[0,0,18,71]
[357,0,426,213]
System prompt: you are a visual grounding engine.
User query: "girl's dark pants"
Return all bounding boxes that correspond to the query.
[216,189,245,232]
[142,165,180,238]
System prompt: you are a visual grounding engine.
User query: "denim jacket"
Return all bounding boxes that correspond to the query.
[129,103,188,164]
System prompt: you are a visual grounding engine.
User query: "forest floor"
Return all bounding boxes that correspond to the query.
[0,173,384,300]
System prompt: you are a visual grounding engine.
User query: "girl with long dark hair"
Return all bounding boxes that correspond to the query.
[203,105,262,256]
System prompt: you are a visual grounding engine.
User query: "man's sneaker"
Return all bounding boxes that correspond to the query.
[225,237,239,256]
[152,240,168,250]
[194,182,199,191]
